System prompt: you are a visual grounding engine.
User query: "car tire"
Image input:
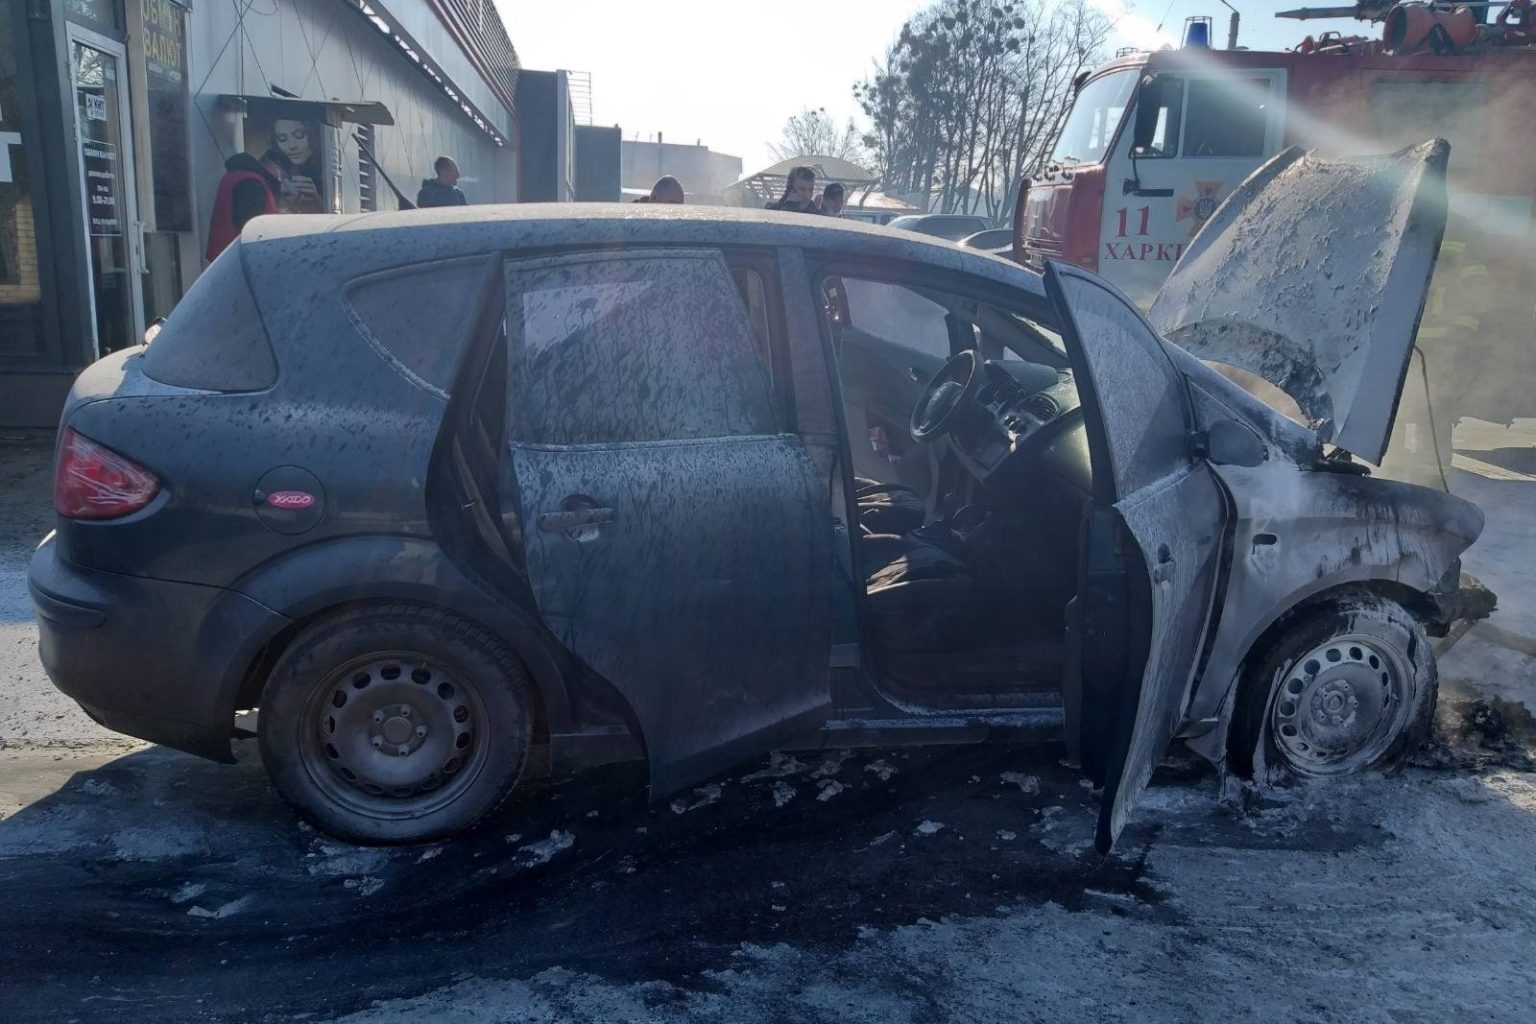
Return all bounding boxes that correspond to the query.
[258,603,535,844]
[1230,593,1437,782]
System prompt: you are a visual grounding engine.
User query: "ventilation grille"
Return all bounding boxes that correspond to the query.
[357,124,377,213]
[1020,393,1060,421]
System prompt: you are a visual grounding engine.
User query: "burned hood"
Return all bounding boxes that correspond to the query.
[1148,140,1450,466]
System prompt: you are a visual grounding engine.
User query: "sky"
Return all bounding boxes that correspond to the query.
[496,0,1365,176]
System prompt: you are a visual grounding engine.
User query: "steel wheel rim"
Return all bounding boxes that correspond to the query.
[299,652,491,819]
[1270,633,1413,776]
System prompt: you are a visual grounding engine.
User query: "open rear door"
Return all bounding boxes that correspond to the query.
[1045,263,1228,854]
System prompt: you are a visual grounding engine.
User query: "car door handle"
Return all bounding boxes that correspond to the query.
[537,507,615,532]
[908,366,929,384]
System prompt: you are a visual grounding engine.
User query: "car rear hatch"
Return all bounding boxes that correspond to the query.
[52,243,279,574]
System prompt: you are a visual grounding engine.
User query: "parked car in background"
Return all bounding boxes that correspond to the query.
[959,227,1016,256]
[30,161,1491,852]
[886,213,994,240]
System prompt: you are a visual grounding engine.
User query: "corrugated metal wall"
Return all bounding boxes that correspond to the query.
[184,0,514,252]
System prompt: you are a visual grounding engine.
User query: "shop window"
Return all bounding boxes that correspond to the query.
[0,0,44,357]
[143,0,192,232]
[65,0,123,33]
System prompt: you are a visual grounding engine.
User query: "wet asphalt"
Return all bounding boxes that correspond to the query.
[1,741,1184,1024]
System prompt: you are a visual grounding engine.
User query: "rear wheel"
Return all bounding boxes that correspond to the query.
[1231,594,1436,781]
[258,604,535,844]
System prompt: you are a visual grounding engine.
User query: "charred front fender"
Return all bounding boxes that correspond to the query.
[1182,462,1484,760]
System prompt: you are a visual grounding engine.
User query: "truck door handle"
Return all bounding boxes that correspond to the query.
[537,507,615,532]
[1123,179,1174,198]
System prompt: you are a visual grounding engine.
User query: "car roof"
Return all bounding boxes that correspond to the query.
[239,203,1044,303]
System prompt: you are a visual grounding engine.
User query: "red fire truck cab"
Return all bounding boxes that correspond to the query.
[1017,13,1536,473]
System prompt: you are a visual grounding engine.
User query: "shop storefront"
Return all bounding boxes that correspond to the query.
[0,0,519,428]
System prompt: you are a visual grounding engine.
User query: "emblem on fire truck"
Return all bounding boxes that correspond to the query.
[1176,180,1224,238]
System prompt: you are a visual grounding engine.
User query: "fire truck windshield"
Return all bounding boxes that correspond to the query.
[1050,69,1137,166]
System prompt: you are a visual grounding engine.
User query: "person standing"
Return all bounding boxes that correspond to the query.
[766,166,820,213]
[417,156,468,208]
[821,182,847,217]
[205,152,281,262]
[633,176,685,204]
[649,176,685,204]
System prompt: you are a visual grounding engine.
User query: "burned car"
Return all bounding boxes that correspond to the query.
[29,141,1491,852]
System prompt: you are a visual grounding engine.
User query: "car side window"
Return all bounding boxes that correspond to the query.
[834,278,953,360]
[345,257,489,395]
[507,251,777,446]
[730,265,776,377]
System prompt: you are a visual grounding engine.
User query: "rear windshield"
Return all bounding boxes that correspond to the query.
[140,245,277,392]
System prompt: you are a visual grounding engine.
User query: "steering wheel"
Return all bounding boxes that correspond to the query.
[910,350,982,443]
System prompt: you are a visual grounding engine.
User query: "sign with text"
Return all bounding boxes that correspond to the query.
[84,140,121,236]
[143,0,191,231]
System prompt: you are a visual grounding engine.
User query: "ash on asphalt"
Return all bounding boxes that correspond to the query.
[0,741,1239,1024]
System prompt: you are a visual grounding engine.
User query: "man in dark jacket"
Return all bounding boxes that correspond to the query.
[417,156,468,208]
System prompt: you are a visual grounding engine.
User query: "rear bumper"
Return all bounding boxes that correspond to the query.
[28,536,289,762]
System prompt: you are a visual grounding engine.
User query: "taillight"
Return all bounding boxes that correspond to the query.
[54,428,161,520]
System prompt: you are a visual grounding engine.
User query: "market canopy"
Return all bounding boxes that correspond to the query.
[217,95,395,127]
[724,154,881,207]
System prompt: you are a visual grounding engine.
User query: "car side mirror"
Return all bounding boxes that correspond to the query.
[1197,419,1268,467]
[1131,79,1162,155]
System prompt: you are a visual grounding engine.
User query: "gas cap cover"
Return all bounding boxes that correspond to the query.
[253,467,326,535]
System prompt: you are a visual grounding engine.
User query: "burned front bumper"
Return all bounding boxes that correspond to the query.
[1427,570,1497,651]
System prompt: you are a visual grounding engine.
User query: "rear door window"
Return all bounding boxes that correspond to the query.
[506,251,777,445]
[345,257,490,396]
[140,245,277,392]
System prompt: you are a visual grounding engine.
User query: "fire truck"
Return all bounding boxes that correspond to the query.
[1014,0,1536,480]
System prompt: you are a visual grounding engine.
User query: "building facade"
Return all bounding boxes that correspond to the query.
[0,0,520,426]
[620,137,741,206]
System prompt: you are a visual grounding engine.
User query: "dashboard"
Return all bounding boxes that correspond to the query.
[947,358,1089,493]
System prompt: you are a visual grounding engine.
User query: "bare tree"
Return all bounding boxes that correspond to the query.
[855,0,1111,217]
[770,108,869,166]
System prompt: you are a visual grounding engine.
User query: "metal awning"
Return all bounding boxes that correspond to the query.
[216,95,395,127]
[723,154,884,208]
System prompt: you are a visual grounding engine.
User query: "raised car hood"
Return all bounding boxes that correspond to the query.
[1148,140,1450,466]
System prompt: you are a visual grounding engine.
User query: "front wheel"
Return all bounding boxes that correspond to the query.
[258,604,536,844]
[1230,594,1437,781]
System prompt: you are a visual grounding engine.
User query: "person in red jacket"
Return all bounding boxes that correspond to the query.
[205,152,282,262]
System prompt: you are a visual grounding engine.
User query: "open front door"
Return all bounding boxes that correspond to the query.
[1044,263,1228,854]
[502,249,835,797]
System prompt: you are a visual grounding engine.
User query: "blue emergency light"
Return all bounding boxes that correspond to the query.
[1184,16,1213,47]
